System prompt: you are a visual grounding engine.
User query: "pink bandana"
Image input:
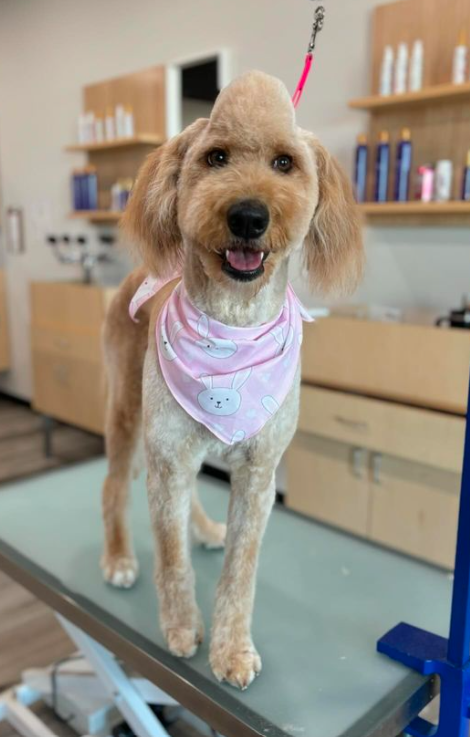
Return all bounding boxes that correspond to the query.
[130,275,313,445]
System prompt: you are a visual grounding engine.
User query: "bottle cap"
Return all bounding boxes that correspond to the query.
[379,131,390,143]
[401,127,411,141]
[357,134,367,145]
[458,28,467,46]
[466,150,470,167]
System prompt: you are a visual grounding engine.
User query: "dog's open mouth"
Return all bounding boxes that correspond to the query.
[221,248,269,282]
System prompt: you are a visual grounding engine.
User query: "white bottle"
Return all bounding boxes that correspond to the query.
[452,29,468,84]
[409,40,424,92]
[124,105,135,138]
[78,114,87,144]
[105,107,115,141]
[434,160,454,201]
[85,112,95,143]
[95,116,104,143]
[379,45,394,96]
[394,43,409,94]
[115,105,126,138]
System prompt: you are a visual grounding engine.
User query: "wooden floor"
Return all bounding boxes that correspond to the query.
[0,395,104,485]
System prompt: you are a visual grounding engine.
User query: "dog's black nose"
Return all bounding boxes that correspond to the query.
[227,200,269,240]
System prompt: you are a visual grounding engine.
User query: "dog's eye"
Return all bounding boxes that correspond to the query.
[207,149,228,168]
[273,154,293,173]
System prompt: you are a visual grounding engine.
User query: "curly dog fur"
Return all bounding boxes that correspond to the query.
[101,70,363,689]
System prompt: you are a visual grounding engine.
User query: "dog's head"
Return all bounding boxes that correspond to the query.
[122,71,363,295]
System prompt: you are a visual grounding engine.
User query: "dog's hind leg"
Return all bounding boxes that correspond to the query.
[100,279,147,589]
[101,389,142,589]
[191,489,226,549]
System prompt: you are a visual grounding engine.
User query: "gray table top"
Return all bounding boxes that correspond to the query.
[0,459,452,737]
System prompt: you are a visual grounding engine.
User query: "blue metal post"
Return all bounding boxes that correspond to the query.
[377,372,470,737]
[448,378,470,668]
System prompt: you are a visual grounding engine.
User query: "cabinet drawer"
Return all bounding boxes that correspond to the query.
[32,352,105,434]
[286,432,370,536]
[302,318,470,414]
[369,454,459,569]
[32,326,102,363]
[31,282,106,330]
[298,386,465,473]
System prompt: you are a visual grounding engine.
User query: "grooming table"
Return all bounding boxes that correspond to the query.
[0,459,453,737]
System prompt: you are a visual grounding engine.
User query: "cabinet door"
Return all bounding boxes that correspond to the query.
[286,432,370,536]
[32,352,105,434]
[369,453,460,569]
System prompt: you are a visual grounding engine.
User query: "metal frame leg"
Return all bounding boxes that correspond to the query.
[378,373,470,737]
[57,615,171,737]
[0,685,70,737]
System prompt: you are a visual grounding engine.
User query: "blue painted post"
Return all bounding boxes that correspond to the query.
[377,372,470,737]
[448,374,470,668]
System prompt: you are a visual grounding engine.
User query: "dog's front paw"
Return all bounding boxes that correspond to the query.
[101,555,139,589]
[161,608,204,658]
[210,641,262,690]
[163,612,204,659]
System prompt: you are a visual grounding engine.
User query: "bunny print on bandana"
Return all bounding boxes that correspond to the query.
[197,369,251,416]
[195,314,238,359]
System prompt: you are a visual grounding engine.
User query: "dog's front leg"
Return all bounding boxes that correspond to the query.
[147,454,204,659]
[210,462,276,689]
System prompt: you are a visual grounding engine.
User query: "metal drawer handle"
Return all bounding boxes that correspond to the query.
[334,415,369,432]
[371,452,382,485]
[351,447,365,479]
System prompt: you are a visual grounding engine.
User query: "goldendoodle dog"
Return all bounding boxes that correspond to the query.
[101,70,363,690]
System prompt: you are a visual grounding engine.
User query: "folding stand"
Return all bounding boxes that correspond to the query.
[378,378,470,737]
[0,614,180,737]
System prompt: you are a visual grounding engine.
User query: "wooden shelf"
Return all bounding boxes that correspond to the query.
[65,135,163,153]
[349,82,470,111]
[69,210,122,222]
[359,202,470,218]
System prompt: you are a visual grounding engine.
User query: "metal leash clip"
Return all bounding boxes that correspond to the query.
[307,5,326,53]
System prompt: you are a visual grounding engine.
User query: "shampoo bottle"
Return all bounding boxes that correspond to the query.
[379,46,394,96]
[452,29,468,84]
[409,40,424,92]
[374,131,390,203]
[394,43,409,94]
[124,105,135,138]
[394,128,413,202]
[354,134,369,203]
[105,107,115,141]
[115,105,126,138]
[462,150,470,201]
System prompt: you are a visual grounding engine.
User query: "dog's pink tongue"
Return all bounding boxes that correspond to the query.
[227,249,263,271]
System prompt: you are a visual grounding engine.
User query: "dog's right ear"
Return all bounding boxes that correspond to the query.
[122,118,208,277]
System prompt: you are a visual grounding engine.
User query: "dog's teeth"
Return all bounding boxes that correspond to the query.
[261,253,266,261]
[225,250,230,260]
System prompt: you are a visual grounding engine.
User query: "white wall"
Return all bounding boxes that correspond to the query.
[0,0,468,399]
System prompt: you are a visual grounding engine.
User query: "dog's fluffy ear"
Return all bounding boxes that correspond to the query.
[122,118,208,277]
[302,135,364,296]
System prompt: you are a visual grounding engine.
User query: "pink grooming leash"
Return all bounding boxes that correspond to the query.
[292,5,325,108]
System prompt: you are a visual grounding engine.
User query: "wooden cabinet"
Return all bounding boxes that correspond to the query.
[0,270,10,371]
[287,433,370,536]
[302,317,470,415]
[30,281,116,434]
[287,386,465,569]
